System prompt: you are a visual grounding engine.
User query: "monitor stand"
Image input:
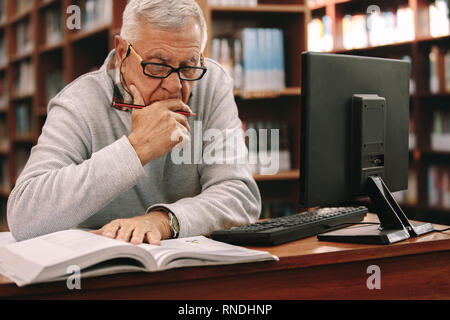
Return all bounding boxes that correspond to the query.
[318,176,434,245]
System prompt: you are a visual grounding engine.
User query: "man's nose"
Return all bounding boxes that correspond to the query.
[161,71,182,93]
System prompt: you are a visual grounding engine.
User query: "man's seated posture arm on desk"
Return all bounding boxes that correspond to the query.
[6,0,261,244]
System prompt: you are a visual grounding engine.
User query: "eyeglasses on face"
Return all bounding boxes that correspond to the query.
[127,42,207,81]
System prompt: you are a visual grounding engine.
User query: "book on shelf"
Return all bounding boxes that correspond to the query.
[0,229,278,287]
[308,15,333,53]
[14,60,35,97]
[402,55,415,95]
[342,14,369,50]
[46,69,65,104]
[0,75,7,111]
[0,117,8,150]
[212,28,285,93]
[429,0,450,38]
[0,0,6,25]
[208,0,258,6]
[429,46,440,94]
[82,0,112,31]
[0,32,7,68]
[15,102,32,137]
[14,0,33,16]
[409,118,416,150]
[307,0,325,8]
[428,165,450,209]
[0,158,9,191]
[45,6,63,46]
[341,5,415,50]
[393,170,418,206]
[260,202,295,220]
[431,110,450,152]
[243,121,291,175]
[240,28,285,93]
[15,19,34,56]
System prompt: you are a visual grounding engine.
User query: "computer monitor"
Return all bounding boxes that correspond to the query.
[299,52,434,244]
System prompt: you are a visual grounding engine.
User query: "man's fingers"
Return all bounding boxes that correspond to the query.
[130,226,149,245]
[170,112,191,132]
[116,224,135,242]
[101,222,120,239]
[129,85,145,106]
[156,99,193,114]
[145,231,161,245]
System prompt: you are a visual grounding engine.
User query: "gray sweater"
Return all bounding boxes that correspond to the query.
[7,52,261,241]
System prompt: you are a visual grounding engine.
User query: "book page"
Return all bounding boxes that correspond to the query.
[0,232,16,246]
[139,236,278,270]
[0,229,150,286]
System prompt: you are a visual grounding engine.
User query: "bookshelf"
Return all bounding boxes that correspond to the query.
[307,0,450,224]
[0,0,308,230]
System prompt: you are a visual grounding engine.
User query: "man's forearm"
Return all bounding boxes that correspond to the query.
[7,136,145,241]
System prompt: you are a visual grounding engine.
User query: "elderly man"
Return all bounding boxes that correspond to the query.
[7,0,261,244]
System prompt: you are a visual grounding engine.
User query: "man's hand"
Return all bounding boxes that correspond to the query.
[127,85,192,166]
[91,211,172,245]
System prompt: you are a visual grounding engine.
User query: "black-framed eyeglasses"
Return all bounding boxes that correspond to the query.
[128,43,207,81]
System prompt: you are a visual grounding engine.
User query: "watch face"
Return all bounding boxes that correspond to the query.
[172,214,180,232]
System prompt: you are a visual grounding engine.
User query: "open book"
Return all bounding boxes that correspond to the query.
[0,230,278,287]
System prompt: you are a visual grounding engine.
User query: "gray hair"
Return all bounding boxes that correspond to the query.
[120,0,208,52]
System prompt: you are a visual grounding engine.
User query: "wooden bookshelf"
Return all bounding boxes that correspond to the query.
[308,0,450,225]
[0,0,309,228]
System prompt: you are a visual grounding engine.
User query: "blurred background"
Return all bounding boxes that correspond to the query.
[0,0,449,231]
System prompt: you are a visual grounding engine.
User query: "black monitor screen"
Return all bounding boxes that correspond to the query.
[299,52,410,207]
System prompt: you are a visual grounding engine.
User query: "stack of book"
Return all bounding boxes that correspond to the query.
[430,110,450,152]
[82,0,112,31]
[429,0,450,38]
[15,19,34,56]
[428,165,450,209]
[260,202,295,219]
[243,121,291,175]
[212,28,285,94]
[45,6,63,45]
[341,6,414,50]
[15,102,32,137]
[14,60,34,97]
[308,15,333,52]
[208,0,258,6]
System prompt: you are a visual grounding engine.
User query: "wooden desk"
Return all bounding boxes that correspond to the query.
[1,215,449,299]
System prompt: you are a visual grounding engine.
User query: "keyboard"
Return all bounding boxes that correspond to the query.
[210,206,368,246]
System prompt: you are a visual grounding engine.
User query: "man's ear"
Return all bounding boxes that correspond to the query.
[114,35,129,62]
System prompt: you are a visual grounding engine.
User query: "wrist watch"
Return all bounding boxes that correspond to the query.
[168,212,180,239]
